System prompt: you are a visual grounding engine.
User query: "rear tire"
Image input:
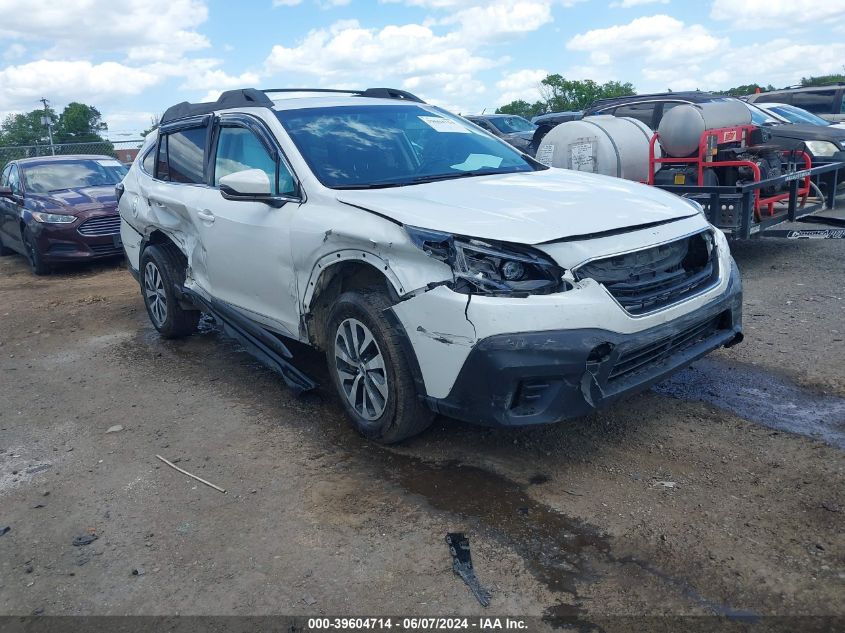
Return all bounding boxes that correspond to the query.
[22,228,49,275]
[140,243,200,339]
[326,288,433,444]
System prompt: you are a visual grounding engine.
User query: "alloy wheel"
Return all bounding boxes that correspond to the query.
[144,261,168,327]
[334,318,389,420]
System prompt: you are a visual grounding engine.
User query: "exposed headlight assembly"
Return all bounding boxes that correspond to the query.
[406,225,564,296]
[804,140,841,157]
[31,212,77,224]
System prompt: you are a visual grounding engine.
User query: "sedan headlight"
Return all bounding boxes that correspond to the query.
[804,140,841,157]
[31,212,77,224]
[406,226,564,296]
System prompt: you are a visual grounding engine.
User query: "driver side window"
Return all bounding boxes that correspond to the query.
[0,165,10,187]
[214,126,295,196]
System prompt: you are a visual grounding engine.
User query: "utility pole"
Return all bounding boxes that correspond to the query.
[39,97,55,156]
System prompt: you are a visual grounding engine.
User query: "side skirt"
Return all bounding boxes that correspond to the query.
[181,288,317,394]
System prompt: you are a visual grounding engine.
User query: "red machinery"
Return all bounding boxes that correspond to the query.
[646,124,812,220]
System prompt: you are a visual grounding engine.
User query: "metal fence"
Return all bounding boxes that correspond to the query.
[0,140,146,171]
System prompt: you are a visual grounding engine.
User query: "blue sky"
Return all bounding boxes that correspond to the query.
[0,0,843,139]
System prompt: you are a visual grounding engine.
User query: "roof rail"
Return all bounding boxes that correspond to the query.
[161,88,274,124]
[160,86,426,125]
[261,87,425,103]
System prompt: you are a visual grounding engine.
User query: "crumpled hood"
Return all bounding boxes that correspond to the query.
[336,168,697,244]
[29,186,117,214]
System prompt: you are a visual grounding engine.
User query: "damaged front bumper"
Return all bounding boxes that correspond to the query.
[419,261,742,428]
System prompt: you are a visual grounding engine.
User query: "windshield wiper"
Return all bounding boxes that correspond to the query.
[333,182,409,190]
[332,169,519,190]
[408,169,518,185]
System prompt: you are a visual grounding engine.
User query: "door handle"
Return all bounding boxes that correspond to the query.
[197,209,215,223]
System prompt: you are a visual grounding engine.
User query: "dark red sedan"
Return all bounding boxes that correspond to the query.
[0,155,128,275]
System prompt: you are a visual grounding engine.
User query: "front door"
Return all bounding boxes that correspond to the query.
[192,120,301,337]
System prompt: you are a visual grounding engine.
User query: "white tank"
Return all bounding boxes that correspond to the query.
[657,101,752,157]
[535,115,660,182]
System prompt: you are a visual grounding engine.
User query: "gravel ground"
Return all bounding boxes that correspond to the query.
[0,237,843,627]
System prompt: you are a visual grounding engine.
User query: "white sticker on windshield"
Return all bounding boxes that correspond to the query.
[95,159,122,167]
[418,116,470,133]
[535,144,555,166]
[451,154,503,171]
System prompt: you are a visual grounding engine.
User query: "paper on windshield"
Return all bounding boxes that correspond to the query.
[95,159,123,167]
[419,116,471,133]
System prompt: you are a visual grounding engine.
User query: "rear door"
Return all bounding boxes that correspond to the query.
[189,114,301,336]
[141,117,214,292]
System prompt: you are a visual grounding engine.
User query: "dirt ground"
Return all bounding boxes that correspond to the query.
[0,236,843,628]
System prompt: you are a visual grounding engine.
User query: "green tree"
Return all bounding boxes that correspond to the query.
[539,75,636,111]
[0,108,57,146]
[54,102,108,143]
[722,83,775,97]
[495,99,546,119]
[141,114,161,138]
[800,73,845,87]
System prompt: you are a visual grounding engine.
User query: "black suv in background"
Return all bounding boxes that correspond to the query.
[584,92,845,193]
[464,114,537,154]
[747,85,845,123]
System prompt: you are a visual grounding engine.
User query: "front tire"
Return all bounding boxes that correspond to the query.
[140,244,200,339]
[326,288,433,444]
[22,228,49,275]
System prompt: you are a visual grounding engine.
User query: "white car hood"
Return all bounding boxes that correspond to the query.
[336,168,697,245]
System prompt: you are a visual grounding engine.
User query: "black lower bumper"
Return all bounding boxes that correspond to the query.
[425,261,743,427]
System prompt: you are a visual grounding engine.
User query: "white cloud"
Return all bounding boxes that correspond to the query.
[0,0,210,60]
[273,0,303,5]
[567,15,724,64]
[495,68,547,105]
[0,60,160,111]
[439,1,554,43]
[264,19,502,101]
[711,0,845,29]
[610,0,669,7]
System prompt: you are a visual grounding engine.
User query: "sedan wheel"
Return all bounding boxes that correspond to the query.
[334,317,389,421]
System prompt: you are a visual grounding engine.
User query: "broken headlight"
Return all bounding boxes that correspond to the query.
[406,226,564,296]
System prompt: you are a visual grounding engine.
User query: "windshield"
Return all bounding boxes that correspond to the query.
[766,104,831,126]
[746,103,782,126]
[23,159,127,194]
[488,116,536,134]
[276,104,539,189]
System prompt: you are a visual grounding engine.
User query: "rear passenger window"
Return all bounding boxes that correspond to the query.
[792,90,836,114]
[164,127,207,184]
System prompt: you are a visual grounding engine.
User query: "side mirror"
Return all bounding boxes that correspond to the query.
[0,186,13,198]
[219,169,299,208]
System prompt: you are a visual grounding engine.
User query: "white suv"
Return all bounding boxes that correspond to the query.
[118,88,743,443]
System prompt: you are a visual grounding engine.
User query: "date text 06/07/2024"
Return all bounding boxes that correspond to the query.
[306,618,529,630]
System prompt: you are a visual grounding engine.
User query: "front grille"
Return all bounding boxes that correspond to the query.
[575,231,719,315]
[89,243,123,255]
[609,314,721,382]
[78,215,120,236]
